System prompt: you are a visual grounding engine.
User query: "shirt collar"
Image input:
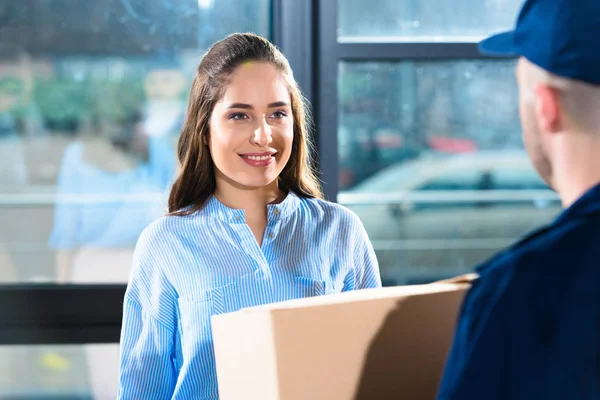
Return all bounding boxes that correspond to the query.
[553,181,600,225]
[474,181,600,275]
[203,190,301,223]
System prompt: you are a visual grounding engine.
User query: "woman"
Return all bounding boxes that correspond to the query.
[118,33,381,399]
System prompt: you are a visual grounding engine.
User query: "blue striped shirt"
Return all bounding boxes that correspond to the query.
[118,191,381,399]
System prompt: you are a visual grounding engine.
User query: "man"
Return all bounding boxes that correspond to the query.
[437,0,600,398]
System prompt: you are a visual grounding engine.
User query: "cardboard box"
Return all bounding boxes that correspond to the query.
[212,282,469,400]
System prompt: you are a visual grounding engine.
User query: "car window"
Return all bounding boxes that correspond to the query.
[408,169,484,210]
[415,169,483,191]
[410,165,550,210]
[492,168,549,190]
[348,159,426,193]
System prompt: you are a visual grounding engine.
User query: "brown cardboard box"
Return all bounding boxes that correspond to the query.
[212,282,469,400]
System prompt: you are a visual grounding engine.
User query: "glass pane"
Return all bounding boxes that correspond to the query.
[337,61,562,286]
[0,344,119,399]
[338,0,524,42]
[0,0,270,284]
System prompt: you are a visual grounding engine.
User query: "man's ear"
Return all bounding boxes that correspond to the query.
[535,84,562,133]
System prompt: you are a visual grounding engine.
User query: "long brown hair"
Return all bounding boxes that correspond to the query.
[168,33,322,216]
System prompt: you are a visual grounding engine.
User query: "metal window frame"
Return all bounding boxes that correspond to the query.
[0,285,125,345]
[272,0,317,106]
[316,0,507,202]
[272,0,322,176]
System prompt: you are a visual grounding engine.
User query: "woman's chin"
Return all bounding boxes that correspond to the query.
[229,174,279,190]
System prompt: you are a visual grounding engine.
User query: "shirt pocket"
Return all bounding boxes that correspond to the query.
[177,289,214,341]
[295,276,335,297]
[177,275,335,338]
[177,273,255,326]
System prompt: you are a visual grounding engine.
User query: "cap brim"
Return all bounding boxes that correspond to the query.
[478,31,519,57]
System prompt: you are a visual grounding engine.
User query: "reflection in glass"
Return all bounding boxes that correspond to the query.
[337,61,562,286]
[338,0,524,41]
[0,43,36,187]
[338,60,523,189]
[47,60,180,285]
[0,42,47,284]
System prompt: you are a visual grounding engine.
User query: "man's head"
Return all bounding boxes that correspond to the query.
[514,59,600,187]
[479,0,600,192]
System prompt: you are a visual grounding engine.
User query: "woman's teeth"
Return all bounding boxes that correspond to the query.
[245,155,271,160]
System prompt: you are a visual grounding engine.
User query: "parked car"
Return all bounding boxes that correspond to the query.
[339,150,563,285]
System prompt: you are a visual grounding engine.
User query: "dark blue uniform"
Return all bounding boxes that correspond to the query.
[437,184,600,399]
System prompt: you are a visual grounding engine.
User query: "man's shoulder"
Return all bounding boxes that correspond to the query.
[480,213,600,277]
[470,213,600,311]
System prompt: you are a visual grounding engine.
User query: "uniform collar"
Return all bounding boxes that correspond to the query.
[475,181,600,275]
[553,182,600,225]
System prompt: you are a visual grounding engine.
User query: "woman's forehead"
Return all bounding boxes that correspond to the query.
[218,62,291,107]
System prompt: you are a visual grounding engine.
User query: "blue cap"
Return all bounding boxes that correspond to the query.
[478,0,600,85]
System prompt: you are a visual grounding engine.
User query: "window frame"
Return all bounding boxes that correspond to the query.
[316,0,510,202]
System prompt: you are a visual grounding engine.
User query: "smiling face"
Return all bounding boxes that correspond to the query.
[168,33,323,215]
[208,61,294,191]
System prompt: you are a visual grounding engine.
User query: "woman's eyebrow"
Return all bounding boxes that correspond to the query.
[226,101,289,109]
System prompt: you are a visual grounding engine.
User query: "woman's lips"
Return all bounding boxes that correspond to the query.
[239,152,276,167]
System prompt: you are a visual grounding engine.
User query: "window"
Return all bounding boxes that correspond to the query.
[338,60,521,190]
[0,344,118,399]
[317,0,561,286]
[338,0,523,41]
[0,0,273,397]
[493,168,550,191]
[418,175,482,191]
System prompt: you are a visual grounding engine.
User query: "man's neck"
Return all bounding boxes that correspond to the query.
[558,174,600,208]
[553,135,600,207]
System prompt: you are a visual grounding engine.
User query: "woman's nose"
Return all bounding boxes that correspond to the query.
[252,119,272,147]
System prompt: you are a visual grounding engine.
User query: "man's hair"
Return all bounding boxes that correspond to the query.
[521,59,600,133]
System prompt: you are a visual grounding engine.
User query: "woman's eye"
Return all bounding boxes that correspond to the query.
[271,111,287,119]
[228,113,248,121]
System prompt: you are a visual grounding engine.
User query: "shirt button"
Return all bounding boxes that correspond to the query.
[268,233,274,239]
[273,208,280,215]
[235,216,241,222]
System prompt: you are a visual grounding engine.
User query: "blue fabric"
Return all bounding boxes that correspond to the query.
[118,192,382,399]
[437,183,600,399]
[48,136,175,249]
[478,0,600,85]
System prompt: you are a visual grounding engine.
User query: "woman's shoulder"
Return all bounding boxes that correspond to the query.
[297,195,363,227]
[136,212,199,248]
